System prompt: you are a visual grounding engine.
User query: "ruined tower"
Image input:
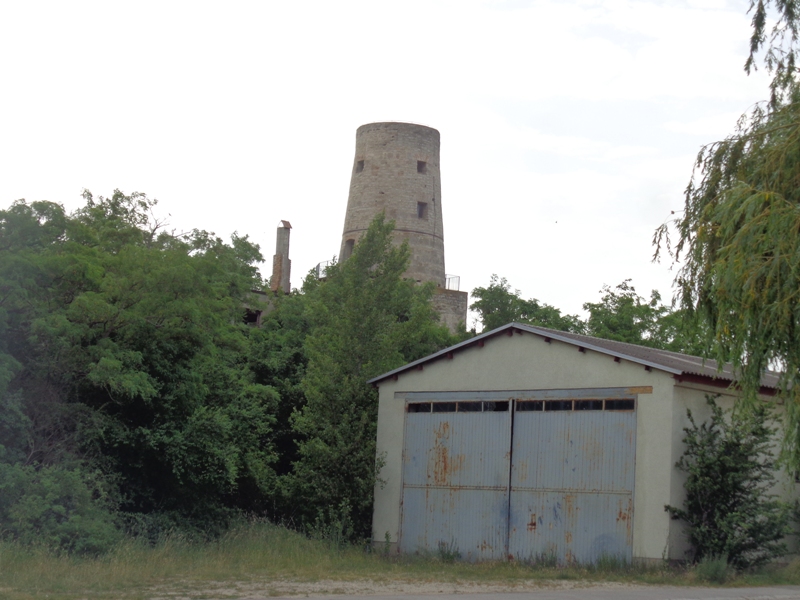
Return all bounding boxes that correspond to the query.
[270,220,292,294]
[339,122,467,331]
[340,122,445,286]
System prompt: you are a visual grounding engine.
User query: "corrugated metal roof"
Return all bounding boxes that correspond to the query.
[368,322,781,391]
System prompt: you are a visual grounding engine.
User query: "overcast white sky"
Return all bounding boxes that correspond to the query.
[0,0,772,328]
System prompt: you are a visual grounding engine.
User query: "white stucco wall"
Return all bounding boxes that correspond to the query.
[668,385,737,559]
[669,384,797,559]
[372,329,677,561]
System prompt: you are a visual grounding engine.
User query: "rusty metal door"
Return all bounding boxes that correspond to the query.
[398,391,637,564]
[508,400,636,563]
[399,400,511,560]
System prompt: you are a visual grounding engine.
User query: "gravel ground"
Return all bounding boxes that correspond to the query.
[138,578,800,600]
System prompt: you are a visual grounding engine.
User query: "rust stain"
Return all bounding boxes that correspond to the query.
[507,554,514,561]
[429,421,465,486]
[516,460,528,482]
[627,386,653,394]
[526,513,537,532]
[430,448,465,485]
[616,497,634,544]
[617,497,632,523]
[565,531,572,544]
[564,493,576,521]
[617,497,634,541]
[565,549,574,565]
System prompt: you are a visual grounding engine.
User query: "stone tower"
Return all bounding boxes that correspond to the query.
[340,122,445,286]
[339,122,467,331]
[270,220,291,294]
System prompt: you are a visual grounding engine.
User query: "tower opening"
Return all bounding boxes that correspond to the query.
[356,160,364,173]
[243,308,262,326]
[417,160,427,174]
[417,202,428,219]
[342,238,355,261]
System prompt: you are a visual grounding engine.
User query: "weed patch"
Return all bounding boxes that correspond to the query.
[2,522,800,599]
[435,540,461,563]
[692,556,736,584]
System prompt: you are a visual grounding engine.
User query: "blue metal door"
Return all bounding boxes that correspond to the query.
[508,402,636,563]
[398,392,637,564]
[399,401,511,560]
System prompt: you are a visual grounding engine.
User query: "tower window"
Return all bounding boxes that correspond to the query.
[342,239,355,260]
[417,160,427,174]
[244,309,262,326]
[417,202,428,219]
[355,160,364,173]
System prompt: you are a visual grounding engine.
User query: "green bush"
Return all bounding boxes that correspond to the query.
[304,500,355,551]
[0,463,121,555]
[694,555,735,583]
[666,396,790,569]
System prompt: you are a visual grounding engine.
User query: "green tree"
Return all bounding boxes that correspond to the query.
[247,289,311,519]
[0,191,280,538]
[287,215,453,539]
[470,275,584,333]
[469,276,703,354]
[745,0,800,106]
[656,96,800,457]
[0,462,121,555]
[666,397,790,569]
[583,280,705,354]
[653,1,800,463]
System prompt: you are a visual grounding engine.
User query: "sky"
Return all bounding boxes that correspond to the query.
[0,0,773,328]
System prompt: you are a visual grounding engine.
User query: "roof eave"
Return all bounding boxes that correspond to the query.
[368,322,685,385]
[367,323,519,385]
[511,323,684,376]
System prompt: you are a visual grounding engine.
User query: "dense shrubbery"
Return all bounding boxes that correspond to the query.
[0,463,121,554]
[666,397,791,569]
[0,192,455,551]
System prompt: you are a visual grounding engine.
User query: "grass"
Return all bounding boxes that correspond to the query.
[2,522,800,599]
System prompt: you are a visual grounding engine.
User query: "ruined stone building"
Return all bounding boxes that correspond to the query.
[264,122,468,332]
[270,220,291,294]
[338,122,467,332]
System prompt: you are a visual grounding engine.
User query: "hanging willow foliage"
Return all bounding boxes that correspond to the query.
[744,0,800,106]
[654,96,800,465]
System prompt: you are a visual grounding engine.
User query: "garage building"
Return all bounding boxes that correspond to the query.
[369,322,788,563]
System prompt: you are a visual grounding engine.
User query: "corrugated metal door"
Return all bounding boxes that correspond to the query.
[398,391,637,564]
[508,400,636,563]
[399,401,511,560]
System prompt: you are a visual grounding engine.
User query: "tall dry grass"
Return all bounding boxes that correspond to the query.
[2,521,800,599]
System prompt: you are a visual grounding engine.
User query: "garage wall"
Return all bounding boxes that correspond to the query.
[670,384,797,559]
[372,329,677,561]
[669,385,737,560]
